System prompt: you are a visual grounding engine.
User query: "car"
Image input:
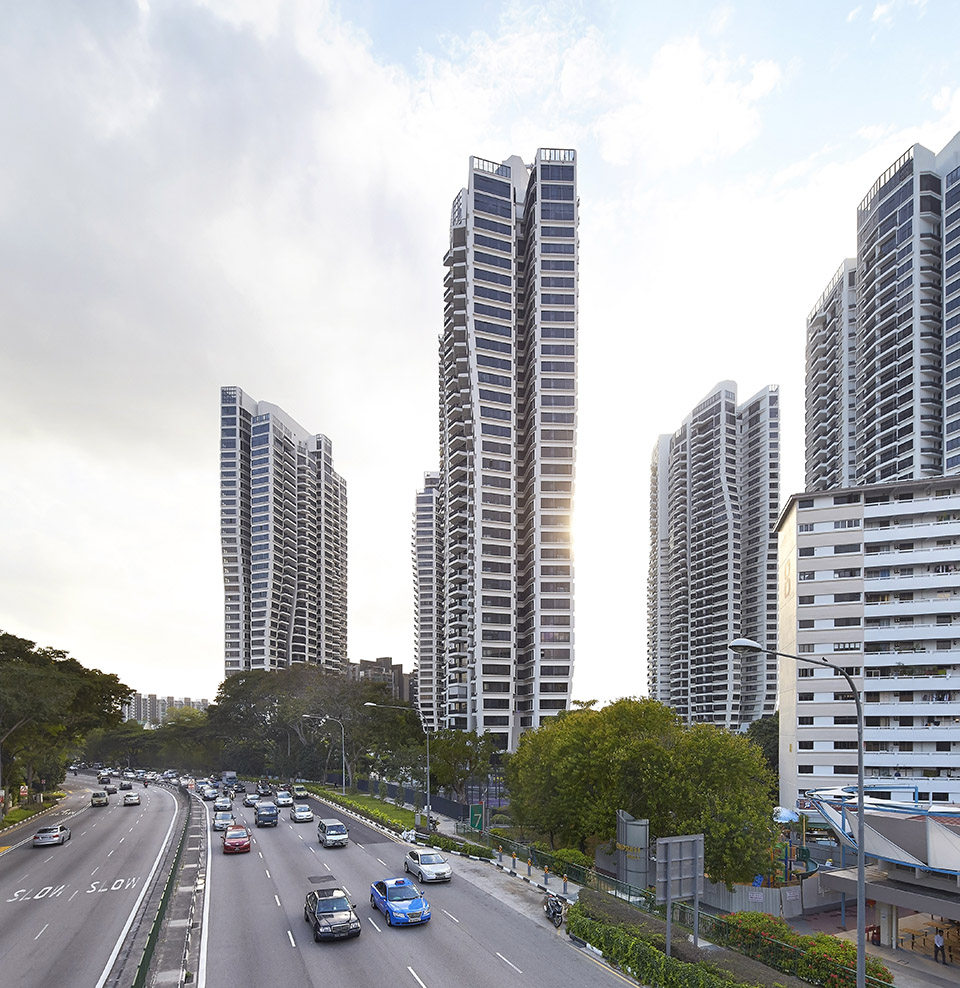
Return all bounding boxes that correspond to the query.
[369,878,430,927]
[304,886,362,941]
[290,804,314,823]
[103,783,118,794]
[222,825,252,854]
[274,790,293,807]
[213,796,232,812]
[212,811,235,831]
[317,818,348,847]
[32,824,71,847]
[404,849,452,882]
[119,780,133,791]
[243,791,260,807]
[257,781,272,796]
[97,774,111,784]
[201,787,218,801]
[292,784,308,799]
[91,790,109,806]
[232,780,246,793]
[123,792,141,806]
[254,802,279,827]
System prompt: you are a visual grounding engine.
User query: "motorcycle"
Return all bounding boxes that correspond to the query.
[543,892,565,928]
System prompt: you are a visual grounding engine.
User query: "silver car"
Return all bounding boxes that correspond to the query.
[212,811,235,831]
[32,824,71,847]
[275,790,293,807]
[290,803,314,822]
[404,849,452,882]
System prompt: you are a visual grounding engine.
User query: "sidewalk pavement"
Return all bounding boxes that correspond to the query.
[789,915,960,988]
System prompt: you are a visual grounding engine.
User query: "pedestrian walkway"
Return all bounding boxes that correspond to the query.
[789,912,959,988]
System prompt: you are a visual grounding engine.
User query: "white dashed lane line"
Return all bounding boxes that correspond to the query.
[35,924,49,940]
[287,930,295,947]
[497,953,522,974]
[443,909,460,923]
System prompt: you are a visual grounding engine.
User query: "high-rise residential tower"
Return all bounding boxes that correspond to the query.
[428,148,578,752]
[648,381,780,731]
[805,132,960,489]
[412,471,443,732]
[220,386,347,677]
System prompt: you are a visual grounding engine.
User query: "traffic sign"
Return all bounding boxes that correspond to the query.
[469,803,483,830]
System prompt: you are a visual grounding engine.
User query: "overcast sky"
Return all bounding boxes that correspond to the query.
[2,0,959,704]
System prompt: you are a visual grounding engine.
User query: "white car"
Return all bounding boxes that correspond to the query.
[32,824,71,846]
[274,790,293,807]
[214,796,232,812]
[404,849,452,882]
[290,804,314,822]
[123,792,141,806]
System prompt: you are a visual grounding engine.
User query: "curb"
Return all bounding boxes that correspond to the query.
[0,800,63,835]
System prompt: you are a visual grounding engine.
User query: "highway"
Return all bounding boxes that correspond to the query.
[198,789,630,988]
[0,778,180,988]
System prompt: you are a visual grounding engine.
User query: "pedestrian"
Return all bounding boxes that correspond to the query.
[934,928,947,964]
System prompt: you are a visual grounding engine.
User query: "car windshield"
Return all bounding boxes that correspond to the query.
[318,896,350,913]
[327,825,346,834]
[387,885,420,902]
[294,805,309,812]
[420,854,445,864]
[37,827,57,835]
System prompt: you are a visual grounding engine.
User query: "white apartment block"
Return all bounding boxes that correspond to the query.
[778,479,960,809]
[807,131,960,489]
[123,693,209,727]
[413,471,443,732]
[648,381,780,730]
[220,386,347,677]
[434,149,578,752]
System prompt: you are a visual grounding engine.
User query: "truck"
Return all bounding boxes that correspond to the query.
[222,770,238,787]
[254,801,279,827]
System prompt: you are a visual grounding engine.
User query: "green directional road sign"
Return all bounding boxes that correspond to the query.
[469,803,483,830]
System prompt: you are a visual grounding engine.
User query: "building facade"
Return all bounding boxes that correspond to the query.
[806,132,960,489]
[220,386,347,677]
[346,655,410,702]
[648,381,780,731]
[431,148,578,752]
[123,694,209,727]
[777,479,960,809]
[412,471,443,732]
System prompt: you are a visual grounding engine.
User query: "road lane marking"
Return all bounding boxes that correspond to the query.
[408,967,427,988]
[35,924,48,940]
[258,852,263,859]
[274,894,281,907]
[309,847,316,854]
[128,827,135,833]
[79,832,87,837]
[118,837,124,844]
[287,930,295,947]
[497,953,522,974]
[69,890,79,901]
[377,858,387,867]
[354,841,364,849]
[43,855,54,863]
[91,867,99,876]
[298,834,303,840]
[367,916,381,932]
[265,869,271,878]
[443,909,460,923]
[323,861,330,871]
[107,850,114,857]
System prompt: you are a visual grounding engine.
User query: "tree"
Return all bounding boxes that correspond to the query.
[746,712,779,776]
[429,730,495,803]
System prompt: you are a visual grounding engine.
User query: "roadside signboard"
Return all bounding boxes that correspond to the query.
[469,803,483,830]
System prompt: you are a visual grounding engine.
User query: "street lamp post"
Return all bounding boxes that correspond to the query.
[729,637,865,988]
[302,714,346,795]
[364,702,431,828]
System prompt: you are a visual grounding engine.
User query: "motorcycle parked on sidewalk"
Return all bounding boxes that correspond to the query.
[543,892,566,928]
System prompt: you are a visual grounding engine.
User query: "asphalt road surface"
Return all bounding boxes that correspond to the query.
[0,781,180,988]
[198,789,631,988]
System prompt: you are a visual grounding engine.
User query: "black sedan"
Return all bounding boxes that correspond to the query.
[303,886,362,941]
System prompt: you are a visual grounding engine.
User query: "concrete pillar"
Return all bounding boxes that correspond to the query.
[877,901,898,947]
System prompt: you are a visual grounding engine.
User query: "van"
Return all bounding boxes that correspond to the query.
[254,801,279,827]
[317,818,349,847]
[91,791,109,807]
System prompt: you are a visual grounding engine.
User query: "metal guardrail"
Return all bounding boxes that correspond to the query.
[130,793,191,988]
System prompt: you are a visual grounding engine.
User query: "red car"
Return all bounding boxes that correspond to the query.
[222,825,251,854]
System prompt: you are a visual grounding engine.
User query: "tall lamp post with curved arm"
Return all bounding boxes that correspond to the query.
[364,702,431,827]
[729,637,865,988]
[301,713,346,796]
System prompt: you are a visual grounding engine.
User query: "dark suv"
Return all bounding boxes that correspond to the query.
[303,886,361,941]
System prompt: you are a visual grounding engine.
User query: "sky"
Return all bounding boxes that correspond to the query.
[2,0,960,705]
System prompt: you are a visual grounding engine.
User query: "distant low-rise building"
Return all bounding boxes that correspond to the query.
[346,655,410,702]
